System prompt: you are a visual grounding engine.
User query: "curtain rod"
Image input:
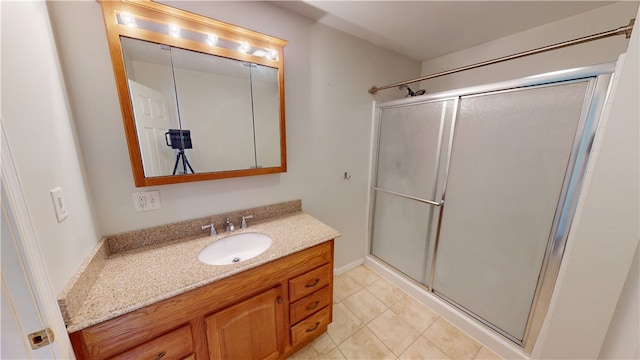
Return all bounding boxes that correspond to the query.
[368,18,635,94]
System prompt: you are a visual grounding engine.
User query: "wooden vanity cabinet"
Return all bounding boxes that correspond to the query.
[69,240,334,360]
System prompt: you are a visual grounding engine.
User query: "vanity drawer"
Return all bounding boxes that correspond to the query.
[290,286,331,325]
[109,325,193,360]
[289,264,331,302]
[290,306,331,346]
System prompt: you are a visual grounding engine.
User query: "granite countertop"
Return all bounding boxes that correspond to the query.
[59,207,340,333]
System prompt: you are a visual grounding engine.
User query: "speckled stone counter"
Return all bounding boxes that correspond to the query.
[58,201,340,333]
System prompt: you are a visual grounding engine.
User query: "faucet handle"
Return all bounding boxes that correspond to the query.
[241,215,254,229]
[201,223,217,236]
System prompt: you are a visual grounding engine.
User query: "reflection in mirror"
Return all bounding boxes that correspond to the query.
[99,0,287,186]
[171,47,255,173]
[120,37,282,177]
[252,64,281,168]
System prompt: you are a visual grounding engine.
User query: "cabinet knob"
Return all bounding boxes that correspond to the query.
[277,297,283,304]
[155,351,167,360]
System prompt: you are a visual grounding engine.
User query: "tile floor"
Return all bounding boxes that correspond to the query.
[288,265,503,360]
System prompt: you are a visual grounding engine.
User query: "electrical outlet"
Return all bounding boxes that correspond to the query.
[50,187,69,222]
[133,192,147,212]
[132,191,161,212]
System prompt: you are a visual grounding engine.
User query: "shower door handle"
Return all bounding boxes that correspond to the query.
[373,187,443,207]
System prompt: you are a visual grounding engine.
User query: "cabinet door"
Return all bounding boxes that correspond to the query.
[206,286,285,360]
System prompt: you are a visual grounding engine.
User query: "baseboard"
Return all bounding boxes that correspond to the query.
[334,258,364,276]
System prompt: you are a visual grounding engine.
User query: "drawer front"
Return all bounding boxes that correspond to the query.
[290,306,331,346]
[289,264,331,302]
[109,325,193,360]
[290,286,331,325]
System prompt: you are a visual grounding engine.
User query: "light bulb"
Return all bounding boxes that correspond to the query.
[252,50,267,57]
[238,41,250,53]
[206,34,218,46]
[168,24,181,38]
[119,12,137,28]
[267,49,278,60]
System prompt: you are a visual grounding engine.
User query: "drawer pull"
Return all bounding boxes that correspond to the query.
[305,322,320,333]
[305,301,320,311]
[155,351,167,360]
[305,279,320,288]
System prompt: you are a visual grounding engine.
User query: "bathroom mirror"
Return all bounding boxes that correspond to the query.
[99,0,287,186]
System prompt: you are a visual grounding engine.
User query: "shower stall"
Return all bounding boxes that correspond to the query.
[367,63,614,352]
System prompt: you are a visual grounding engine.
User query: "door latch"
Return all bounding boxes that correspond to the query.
[28,328,54,349]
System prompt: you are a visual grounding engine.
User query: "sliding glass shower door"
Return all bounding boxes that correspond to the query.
[432,81,591,342]
[369,64,613,350]
[370,99,455,284]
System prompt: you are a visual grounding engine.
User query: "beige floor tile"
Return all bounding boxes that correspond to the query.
[288,343,320,360]
[343,289,387,324]
[333,293,341,304]
[309,332,336,356]
[474,347,502,360]
[390,295,439,333]
[368,310,421,356]
[366,278,405,307]
[346,265,380,287]
[334,273,362,300]
[338,327,395,360]
[424,318,482,360]
[399,336,451,360]
[317,347,346,360]
[327,302,364,345]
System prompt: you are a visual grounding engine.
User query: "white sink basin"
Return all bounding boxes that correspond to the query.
[198,232,272,265]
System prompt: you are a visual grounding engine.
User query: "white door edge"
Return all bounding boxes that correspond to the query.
[1,123,74,359]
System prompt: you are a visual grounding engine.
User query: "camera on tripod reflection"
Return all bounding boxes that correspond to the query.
[164,129,194,175]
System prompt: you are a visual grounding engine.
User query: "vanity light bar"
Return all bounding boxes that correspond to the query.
[115,11,277,60]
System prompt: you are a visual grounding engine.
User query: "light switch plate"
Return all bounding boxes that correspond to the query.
[146,191,161,210]
[50,187,69,222]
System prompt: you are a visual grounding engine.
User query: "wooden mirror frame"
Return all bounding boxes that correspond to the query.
[99,0,287,186]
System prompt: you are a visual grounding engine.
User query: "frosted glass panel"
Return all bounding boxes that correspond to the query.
[371,191,433,283]
[376,101,447,200]
[433,81,589,340]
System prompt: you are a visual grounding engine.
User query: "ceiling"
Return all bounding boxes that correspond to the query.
[272,1,616,61]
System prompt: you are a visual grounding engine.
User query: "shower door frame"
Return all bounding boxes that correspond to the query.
[368,96,457,286]
[367,62,615,353]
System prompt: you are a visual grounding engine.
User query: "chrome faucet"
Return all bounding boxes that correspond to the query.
[225,218,235,232]
[241,215,253,229]
[201,223,217,236]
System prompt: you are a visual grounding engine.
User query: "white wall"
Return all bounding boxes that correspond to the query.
[1,2,101,293]
[418,2,639,358]
[599,243,640,359]
[420,2,638,92]
[46,1,420,270]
